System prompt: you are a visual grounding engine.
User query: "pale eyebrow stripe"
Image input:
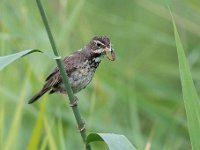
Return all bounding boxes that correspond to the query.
[94,40,105,46]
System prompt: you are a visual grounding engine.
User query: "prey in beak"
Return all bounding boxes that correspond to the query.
[104,47,115,61]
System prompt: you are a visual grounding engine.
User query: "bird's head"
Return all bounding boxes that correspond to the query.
[88,35,115,61]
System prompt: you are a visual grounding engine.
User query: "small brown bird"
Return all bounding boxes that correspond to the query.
[28,36,115,104]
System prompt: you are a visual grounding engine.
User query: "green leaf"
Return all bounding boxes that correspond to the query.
[169,7,200,150]
[0,49,60,70]
[86,133,136,150]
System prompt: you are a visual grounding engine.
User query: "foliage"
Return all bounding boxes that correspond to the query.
[170,9,200,150]
[0,0,200,149]
[0,49,59,70]
[86,133,136,150]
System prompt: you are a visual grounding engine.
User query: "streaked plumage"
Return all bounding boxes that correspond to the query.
[28,36,115,104]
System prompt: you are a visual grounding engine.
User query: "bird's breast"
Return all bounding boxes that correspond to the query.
[69,59,100,93]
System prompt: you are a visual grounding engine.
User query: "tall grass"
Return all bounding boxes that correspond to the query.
[0,0,200,149]
[171,9,200,149]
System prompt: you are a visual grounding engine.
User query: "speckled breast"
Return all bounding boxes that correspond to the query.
[69,61,96,93]
[58,58,100,94]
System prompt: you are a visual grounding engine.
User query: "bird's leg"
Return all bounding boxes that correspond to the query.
[69,95,79,107]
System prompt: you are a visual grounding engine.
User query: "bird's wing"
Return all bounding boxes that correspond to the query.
[44,50,84,88]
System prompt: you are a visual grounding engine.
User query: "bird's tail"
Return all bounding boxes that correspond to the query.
[28,88,50,104]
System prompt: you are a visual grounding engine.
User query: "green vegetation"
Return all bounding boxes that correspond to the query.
[0,0,200,149]
[171,9,200,150]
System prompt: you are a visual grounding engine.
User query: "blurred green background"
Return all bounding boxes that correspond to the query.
[1,0,200,149]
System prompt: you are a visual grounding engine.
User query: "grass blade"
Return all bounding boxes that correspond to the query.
[0,49,60,70]
[58,116,66,150]
[86,133,136,150]
[169,8,200,150]
[44,118,58,150]
[0,103,5,149]
[26,100,47,150]
[3,80,28,150]
[40,137,48,150]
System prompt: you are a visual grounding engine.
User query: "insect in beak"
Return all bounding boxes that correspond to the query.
[104,47,115,61]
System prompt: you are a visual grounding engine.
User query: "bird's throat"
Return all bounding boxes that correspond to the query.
[89,55,102,69]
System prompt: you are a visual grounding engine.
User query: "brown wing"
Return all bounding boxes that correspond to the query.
[28,49,86,104]
[44,50,85,88]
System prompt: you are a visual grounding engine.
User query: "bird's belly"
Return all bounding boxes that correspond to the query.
[57,60,98,94]
[57,72,94,94]
[70,69,95,93]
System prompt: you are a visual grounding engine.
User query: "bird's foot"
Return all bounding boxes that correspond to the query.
[69,96,78,107]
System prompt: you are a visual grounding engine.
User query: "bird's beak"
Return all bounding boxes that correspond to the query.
[104,47,115,61]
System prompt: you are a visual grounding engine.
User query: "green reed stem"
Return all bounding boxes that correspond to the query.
[35,0,91,149]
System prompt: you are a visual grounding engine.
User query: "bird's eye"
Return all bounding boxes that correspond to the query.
[96,42,102,47]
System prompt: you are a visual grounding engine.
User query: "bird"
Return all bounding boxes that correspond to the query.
[28,35,115,104]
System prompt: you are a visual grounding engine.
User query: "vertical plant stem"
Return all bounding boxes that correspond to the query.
[35,0,91,149]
